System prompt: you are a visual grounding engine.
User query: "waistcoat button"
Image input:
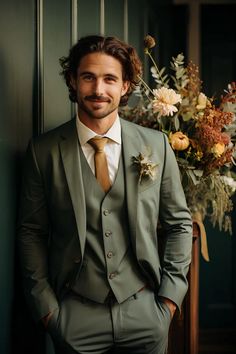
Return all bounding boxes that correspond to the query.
[105,231,112,237]
[107,251,113,258]
[103,209,110,216]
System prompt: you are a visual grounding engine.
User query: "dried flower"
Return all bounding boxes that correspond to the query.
[132,152,158,183]
[152,87,182,117]
[196,93,209,110]
[144,35,156,52]
[211,143,225,157]
[186,61,201,100]
[195,150,203,161]
[169,132,190,151]
[221,176,236,193]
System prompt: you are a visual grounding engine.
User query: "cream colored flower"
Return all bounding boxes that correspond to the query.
[169,132,190,151]
[196,92,207,110]
[221,176,236,193]
[211,143,225,157]
[152,87,182,117]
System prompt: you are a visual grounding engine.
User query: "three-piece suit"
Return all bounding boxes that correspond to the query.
[18,117,192,353]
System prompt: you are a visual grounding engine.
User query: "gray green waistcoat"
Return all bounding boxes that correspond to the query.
[72,147,146,303]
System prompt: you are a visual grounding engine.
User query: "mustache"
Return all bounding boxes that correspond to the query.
[85,95,110,102]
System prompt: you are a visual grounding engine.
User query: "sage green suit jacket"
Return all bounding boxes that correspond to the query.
[18,118,192,322]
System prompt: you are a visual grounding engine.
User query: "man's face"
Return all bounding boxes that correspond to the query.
[70,52,129,123]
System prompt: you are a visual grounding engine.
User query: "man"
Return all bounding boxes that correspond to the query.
[18,35,192,354]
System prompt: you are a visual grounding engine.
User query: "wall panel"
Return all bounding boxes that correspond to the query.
[0,1,154,353]
[104,0,124,38]
[77,0,101,37]
[0,1,35,353]
[128,0,147,64]
[43,0,72,132]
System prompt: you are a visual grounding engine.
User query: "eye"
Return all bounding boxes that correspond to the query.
[82,74,94,82]
[105,76,117,83]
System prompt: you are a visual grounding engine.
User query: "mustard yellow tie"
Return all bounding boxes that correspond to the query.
[88,137,111,192]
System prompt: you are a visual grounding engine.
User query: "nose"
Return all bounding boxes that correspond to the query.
[93,79,104,96]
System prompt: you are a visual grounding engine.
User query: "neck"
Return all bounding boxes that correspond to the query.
[78,112,117,135]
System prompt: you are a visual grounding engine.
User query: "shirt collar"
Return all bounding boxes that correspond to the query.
[76,114,121,146]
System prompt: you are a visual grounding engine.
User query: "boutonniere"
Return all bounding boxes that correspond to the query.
[132,150,158,183]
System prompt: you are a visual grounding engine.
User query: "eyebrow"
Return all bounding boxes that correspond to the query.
[79,71,94,77]
[79,71,119,79]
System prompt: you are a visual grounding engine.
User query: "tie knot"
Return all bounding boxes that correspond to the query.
[88,137,109,152]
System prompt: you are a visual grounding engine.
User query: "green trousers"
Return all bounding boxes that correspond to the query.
[48,288,171,354]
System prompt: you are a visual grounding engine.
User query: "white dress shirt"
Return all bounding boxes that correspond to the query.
[76,115,122,184]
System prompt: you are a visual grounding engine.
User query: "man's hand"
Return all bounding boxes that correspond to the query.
[159,296,177,318]
[41,312,53,329]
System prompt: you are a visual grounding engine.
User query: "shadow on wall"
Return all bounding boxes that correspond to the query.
[0,46,44,353]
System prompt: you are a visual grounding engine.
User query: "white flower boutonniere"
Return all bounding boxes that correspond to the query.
[132,151,158,183]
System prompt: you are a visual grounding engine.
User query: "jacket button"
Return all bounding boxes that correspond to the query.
[109,272,116,279]
[65,282,70,288]
[74,257,81,264]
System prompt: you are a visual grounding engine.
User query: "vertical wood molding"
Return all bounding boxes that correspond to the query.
[100,0,105,35]
[36,0,44,134]
[124,0,128,42]
[71,0,78,118]
[71,0,78,45]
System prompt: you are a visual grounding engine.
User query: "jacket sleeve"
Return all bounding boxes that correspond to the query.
[17,140,59,322]
[157,133,193,311]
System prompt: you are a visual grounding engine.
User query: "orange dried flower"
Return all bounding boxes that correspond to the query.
[169,132,190,151]
[186,61,201,100]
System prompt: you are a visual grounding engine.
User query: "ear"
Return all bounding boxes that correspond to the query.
[121,81,130,96]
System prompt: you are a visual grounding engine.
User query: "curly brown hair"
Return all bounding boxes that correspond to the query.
[59,35,142,106]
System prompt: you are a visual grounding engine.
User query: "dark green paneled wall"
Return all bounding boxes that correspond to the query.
[77,0,101,36]
[43,0,72,131]
[0,1,35,353]
[0,1,150,353]
[105,0,125,38]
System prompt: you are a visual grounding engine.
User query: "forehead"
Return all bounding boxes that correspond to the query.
[78,52,123,76]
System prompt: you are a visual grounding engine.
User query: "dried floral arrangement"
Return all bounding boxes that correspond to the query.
[120,35,236,234]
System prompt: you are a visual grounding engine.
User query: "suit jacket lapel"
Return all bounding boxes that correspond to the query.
[121,119,140,243]
[59,119,86,256]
